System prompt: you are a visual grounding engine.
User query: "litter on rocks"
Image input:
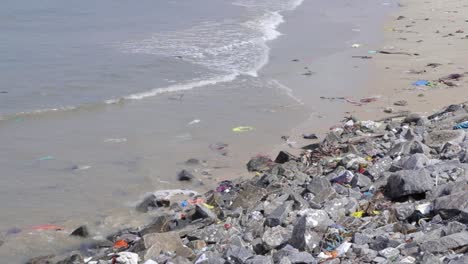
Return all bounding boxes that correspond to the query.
[28,102,468,264]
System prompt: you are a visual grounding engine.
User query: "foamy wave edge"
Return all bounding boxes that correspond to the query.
[106,73,239,103]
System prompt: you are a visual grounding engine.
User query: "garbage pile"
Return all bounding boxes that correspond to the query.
[30,103,468,264]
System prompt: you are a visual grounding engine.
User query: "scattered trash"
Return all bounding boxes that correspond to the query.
[454,121,468,130]
[352,55,373,59]
[38,156,54,161]
[351,43,361,48]
[368,50,378,54]
[113,239,129,249]
[303,133,318,140]
[379,50,417,56]
[394,100,408,106]
[209,142,228,156]
[351,211,365,218]
[188,197,205,205]
[188,119,201,125]
[412,80,431,86]
[104,138,127,143]
[71,165,92,171]
[216,180,234,193]
[31,224,63,231]
[415,203,432,215]
[6,227,21,235]
[360,97,379,103]
[427,63,442,68]
[331,170,355,186]
[232,126,254,133]
[110,252,138,264]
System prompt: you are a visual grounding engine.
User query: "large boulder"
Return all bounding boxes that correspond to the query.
[433,191,468,223]
[420,231,468,253]
[384,169,433,199]
[143,231,195,260]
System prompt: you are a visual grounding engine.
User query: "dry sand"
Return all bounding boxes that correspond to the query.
[352,0,468,120]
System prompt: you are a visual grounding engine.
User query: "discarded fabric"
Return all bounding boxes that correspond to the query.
[453,121,468,130]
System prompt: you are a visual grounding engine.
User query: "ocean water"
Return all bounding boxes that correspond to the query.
[0,0,303,116]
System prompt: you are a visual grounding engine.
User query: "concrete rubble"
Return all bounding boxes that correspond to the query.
[30,103,468,263]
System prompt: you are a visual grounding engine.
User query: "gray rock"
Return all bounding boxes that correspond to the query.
[355,173,372,188]
[402,154,429,170]
[447,254,468,264]
[231,184,267,212]
[272,245,317,264]
[26,255,55,264]
[367,156,393,179]
[172,256,192,264]
[140,215,175,235]
[288,216,320,252]
[420,231,468,253]
[297,209,332,232]
[433,191,468,222]
[378,247,400,259]
[143,231,195,260]
[69,225,89,238]
[369,235,400,251]
[194,251,225,264]
[136,194,170,213]
[306,177,332,195]
[404,113,423,124]
[247,156,273,172]
[275,151,297,164]
[384,169,433,199]
[262,226,291,250]
[177,169,194,181]
[193,204,218,222]
[444,221,466,236]
[424,130,465,151]
[353,232,373,245]
[265,202,292,227]
[419,253,442,264]
[56,254,84,264]
[393,203,415,220]
[224,245,254,263]
[245,255,273,264]
[186,224,227,244]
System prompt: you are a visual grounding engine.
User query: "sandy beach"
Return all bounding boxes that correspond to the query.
[354,0,468,120]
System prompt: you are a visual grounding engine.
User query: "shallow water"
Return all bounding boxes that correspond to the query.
[0,0,396,262]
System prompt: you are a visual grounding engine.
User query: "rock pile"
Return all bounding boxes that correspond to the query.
[34,103,468,263]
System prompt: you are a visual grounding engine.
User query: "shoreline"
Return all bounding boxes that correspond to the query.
[4,0,468,263]
[24,101,468,264]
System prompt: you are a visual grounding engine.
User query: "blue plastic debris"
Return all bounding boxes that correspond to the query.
[181,200,188,207]
[412,80,430,86]
[454,121,468,130]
